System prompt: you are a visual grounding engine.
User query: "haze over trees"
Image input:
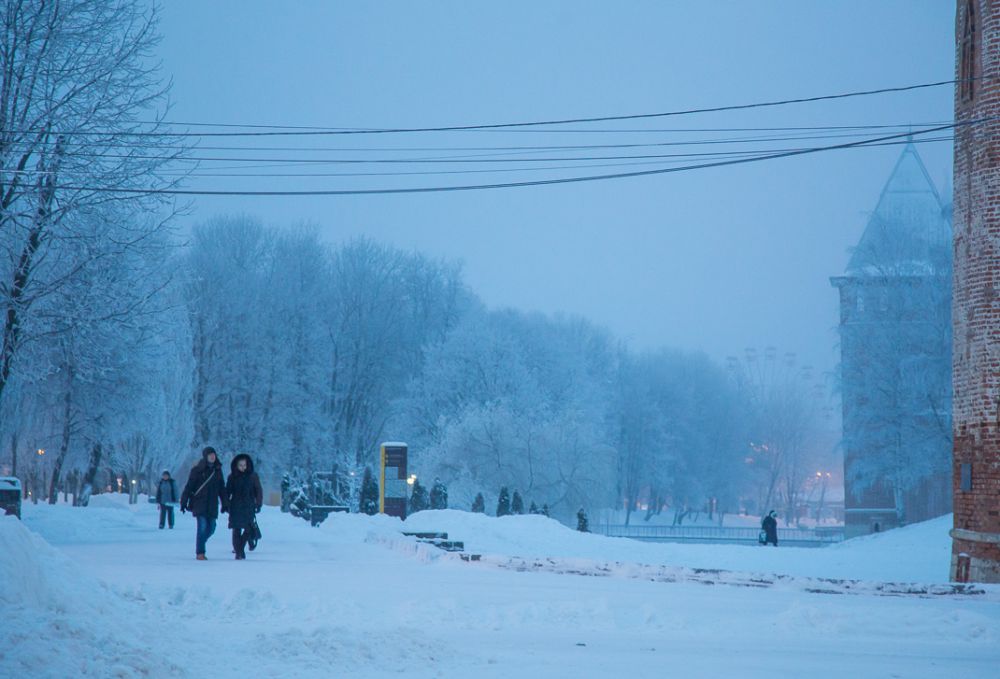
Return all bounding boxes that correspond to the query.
[5,203,836,523]
[0,1,841,524]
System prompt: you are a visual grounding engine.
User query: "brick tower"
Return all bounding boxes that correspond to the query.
[951,0,1000,583]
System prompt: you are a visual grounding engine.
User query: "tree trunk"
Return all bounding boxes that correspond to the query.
[0,137,61,419]
[10,431,17,477]
[77,442,103,507]
[48,365,74,503]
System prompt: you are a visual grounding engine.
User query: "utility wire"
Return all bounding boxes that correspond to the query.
[51,124,955,196]
[4,130,947,165]
[4,135,953,180]
[0,80,958,138]
[1,122,944,156]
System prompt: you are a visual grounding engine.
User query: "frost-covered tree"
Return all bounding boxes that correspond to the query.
[398,309,616,517]
[511,490,524,515]
[409,478,429,513]
[576,508,589,532]
[496,486,511,517]
[360,466,379,516]
[429,478,448,510]
[471,492,485,514]
[729,348,828,525]
[0,0,187,427]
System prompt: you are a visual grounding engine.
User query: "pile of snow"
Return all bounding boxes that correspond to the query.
[4,500,997,678]
[0,515,108,611]
[401,509,954,583]
[0,516,181,677]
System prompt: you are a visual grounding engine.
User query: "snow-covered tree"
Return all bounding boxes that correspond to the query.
[496,486,511,517]
[0,0,187,428]
[409,479,429,513]
[511,490,524,515]
[729,348,829,524]
[429,478,448,510]
[360,466,379,516]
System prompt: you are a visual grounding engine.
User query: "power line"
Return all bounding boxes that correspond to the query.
[52,124,954,196]
[4,129,948,165]
[0,80,958,138]
[4,135,953,180]
[0,122,942,155]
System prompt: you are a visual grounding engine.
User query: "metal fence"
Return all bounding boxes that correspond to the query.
[600,523,844,545]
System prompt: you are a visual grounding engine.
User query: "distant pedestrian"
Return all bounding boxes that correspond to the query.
[225,453,263,560]
[155,470,178,529]
[762,510,778,547]
[180,446,228,560]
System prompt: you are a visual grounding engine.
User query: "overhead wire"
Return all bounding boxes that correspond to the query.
[0,79,959,138]
[50,124,957,196]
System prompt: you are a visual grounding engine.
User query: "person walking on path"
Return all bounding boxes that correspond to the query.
[225,453,263,560]
[761,510,779,547]
[180,447,227,560]
[155,470,178,529]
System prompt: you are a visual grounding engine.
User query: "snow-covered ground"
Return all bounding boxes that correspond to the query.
[3,496,999,678]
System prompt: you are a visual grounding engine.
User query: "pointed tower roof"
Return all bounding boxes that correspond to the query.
[845,142,950,276]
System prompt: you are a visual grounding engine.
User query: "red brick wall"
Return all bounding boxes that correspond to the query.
[952,0,1000,583]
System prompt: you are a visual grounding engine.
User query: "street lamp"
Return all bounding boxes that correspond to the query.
[407,474,417,486]
[36,448,45,456]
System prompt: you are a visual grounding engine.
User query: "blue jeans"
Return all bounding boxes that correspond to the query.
[196,515,217,556]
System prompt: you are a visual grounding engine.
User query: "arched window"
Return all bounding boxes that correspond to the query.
[960,0,977,101]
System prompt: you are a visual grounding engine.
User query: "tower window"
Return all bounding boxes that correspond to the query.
[960,1,976,101]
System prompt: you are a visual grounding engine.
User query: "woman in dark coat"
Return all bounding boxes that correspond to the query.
[226,453,263,560]
[762,510,779,547]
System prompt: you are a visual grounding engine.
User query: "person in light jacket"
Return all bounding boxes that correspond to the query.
[155,470,178,529]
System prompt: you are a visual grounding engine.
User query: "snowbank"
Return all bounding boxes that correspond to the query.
[0,515,109,611]
[4,501,997,678]
[0,515,182,677]
[401,509,955,583]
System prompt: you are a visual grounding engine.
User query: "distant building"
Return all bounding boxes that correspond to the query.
[830,143,952,539]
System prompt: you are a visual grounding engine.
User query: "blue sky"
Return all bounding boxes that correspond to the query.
[156,1,954,380]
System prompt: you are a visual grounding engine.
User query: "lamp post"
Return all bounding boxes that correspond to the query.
[814,471,831,522]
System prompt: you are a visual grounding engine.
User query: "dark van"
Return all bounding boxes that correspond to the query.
[0,477,22,519]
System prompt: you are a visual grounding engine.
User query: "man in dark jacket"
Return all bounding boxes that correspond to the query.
[762,510,779,547]
[225,453,263,560]
[155,470,178,529]
[180,447,228,560]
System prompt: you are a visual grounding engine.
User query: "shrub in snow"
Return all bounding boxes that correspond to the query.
[542,504,550,517]
[409,479,429,513]
[430,478,448,509]
[511,490,524,515]
[360,467,379,516]
[577,508,589,532]
[471,492,486,513]
[529,501,539,514]
[496,486,511,517]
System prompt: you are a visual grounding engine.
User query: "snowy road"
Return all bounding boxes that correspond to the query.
[3,498,1000,678]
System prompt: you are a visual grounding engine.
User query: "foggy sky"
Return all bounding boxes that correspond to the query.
[155,1,954,382]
